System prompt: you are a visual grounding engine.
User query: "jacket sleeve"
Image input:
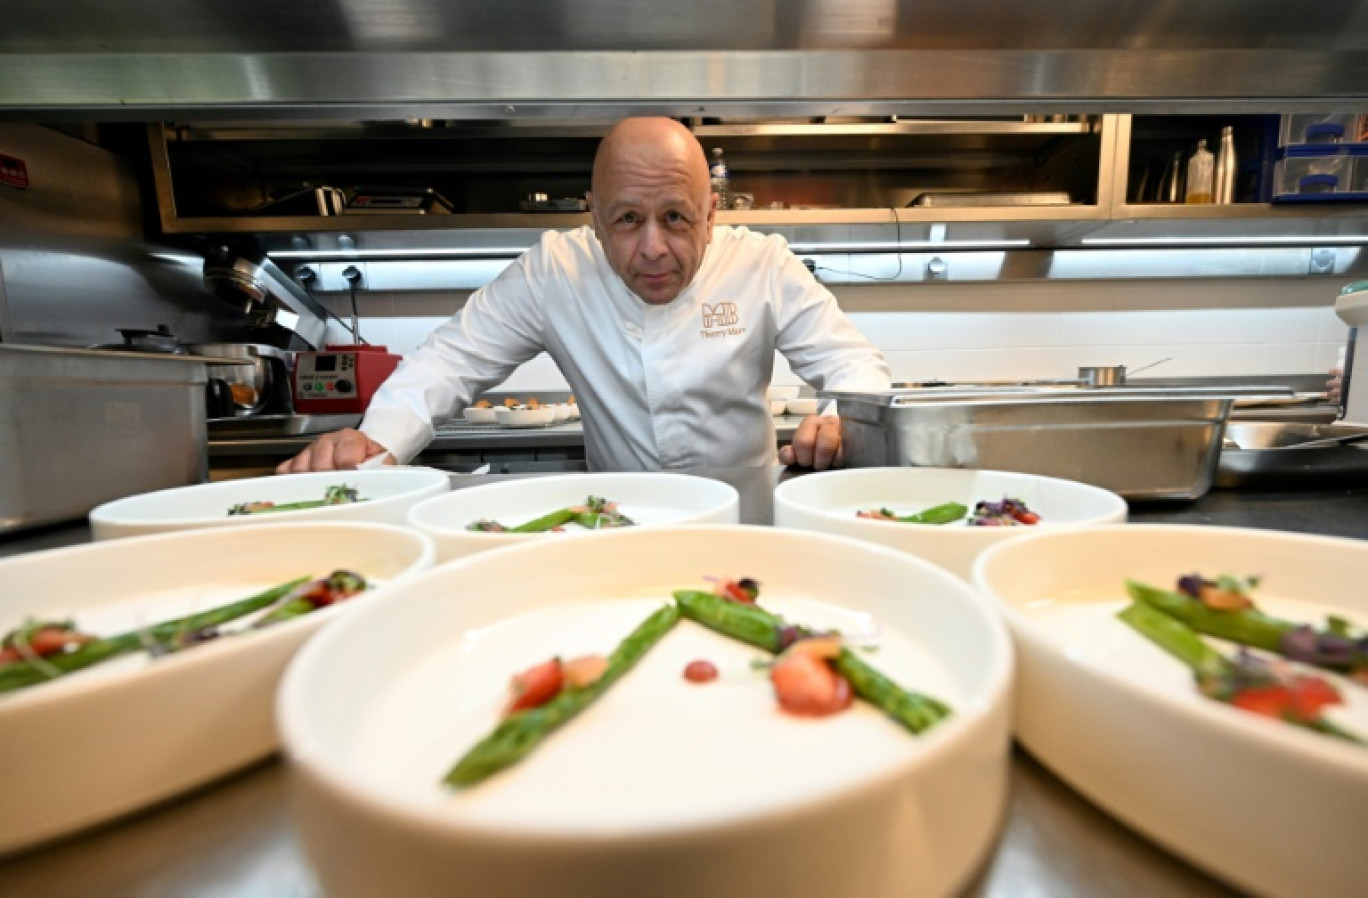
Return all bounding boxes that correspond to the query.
[768,241,892,406]
[359,253,548,463]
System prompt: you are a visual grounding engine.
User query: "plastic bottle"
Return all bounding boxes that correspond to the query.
[1213,126,1237,204]
[1185,139,1214,204]
[709,147,731,210]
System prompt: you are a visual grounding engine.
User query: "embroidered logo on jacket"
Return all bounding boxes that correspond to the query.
[701,302,739,328]
[700,302,746,339]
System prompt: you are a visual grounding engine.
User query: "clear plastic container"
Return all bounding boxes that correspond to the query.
[1271,152,1368,200]
[1278,113,1367,147]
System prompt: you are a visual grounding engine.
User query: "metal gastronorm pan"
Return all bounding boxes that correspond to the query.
[822,386,1254,500]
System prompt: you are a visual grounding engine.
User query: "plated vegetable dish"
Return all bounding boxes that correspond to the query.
[443,576,952,788]
[1,571,368,694]
[228,484,365,516]
[856,496,1040,527]
[1119,573,1365,746]
[467,495,634,533]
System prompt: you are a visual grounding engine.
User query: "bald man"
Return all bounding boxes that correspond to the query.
[278,117,890,474]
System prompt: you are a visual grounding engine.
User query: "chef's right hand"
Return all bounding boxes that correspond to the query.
[276,428,392,473]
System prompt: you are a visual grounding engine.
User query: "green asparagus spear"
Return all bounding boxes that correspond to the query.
[444,603,680,788]
[252,570,369,628]
[509,508,578,532]
[0,575,311,693]
[228,484,364,515]
[1125,579,1293,653]
[673,588,953,734]
[1117,601,1233,679]
[863,502,968,525]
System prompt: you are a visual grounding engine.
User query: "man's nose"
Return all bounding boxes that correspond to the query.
[638,220,668,258]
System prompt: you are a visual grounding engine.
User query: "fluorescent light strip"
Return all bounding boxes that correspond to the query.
[268,247,531,260]
[787,239,1031,252]
[1081,235,1368,247]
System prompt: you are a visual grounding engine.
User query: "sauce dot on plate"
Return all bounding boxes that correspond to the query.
[683,659,719,683]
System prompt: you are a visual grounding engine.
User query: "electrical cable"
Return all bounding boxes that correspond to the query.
[811,207,907,282]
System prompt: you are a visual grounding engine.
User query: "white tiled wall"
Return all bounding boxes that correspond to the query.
[321,276,1351,391]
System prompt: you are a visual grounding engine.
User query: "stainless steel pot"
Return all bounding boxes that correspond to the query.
[188,343,290,417]
[1077,365,1126,387]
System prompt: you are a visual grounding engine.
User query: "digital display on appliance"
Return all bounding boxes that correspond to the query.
[314,355,338,372]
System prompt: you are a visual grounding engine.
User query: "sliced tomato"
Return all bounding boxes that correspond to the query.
[1287,675,1342,719]
[717,579,759,604]
[1012,510,1041,525]
[1197,583,1253,611]
[0,626,91,664]
[1230,684,1293,718]
[504,658,564,717]
[770,651,853,717]
[562,654,608,688]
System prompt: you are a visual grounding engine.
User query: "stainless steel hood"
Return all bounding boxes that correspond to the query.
[3,1,1368,118]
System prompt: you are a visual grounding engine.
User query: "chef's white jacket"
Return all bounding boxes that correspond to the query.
[360,225,891,470]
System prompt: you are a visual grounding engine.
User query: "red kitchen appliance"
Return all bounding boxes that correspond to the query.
[292,344,401,414]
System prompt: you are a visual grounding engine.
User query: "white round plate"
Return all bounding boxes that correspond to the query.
[89,468,451,540]
[278,525,1013,898]
[0,521,435,856]
[493,406,555,427]
[774,467,1127,578]
[972,524,1368,898]
[406,471,740,561]
[462,407,497,424]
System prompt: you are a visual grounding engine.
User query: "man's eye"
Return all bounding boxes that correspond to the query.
[666,210,686,224]
[617,212,638,225]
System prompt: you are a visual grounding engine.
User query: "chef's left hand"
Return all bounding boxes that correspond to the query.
[779,414,844,470]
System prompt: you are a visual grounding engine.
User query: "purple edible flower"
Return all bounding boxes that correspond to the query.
[1176,574,1206,599]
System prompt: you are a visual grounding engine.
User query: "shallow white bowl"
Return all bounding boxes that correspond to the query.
[972,525,1368,898]
[406,472,740,561]
[462,406,497,424]
[279,525,1013,898]
[493,406,555,427]
[0,522,435,856]
[786,397,820,416]
[774,467,1127,579]
[89,469,451,540]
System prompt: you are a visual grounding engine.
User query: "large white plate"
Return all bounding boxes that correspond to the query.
[89,468,451,539]
[774,467,1127,578]
[406,471,740,561]
[972,525,1368,898]
[278,525,1013,898]
[0,522,435,856]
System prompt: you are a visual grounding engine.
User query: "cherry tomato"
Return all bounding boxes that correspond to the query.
[683,659,719,683]
[1012,510,1041,525]
[718,579,757,604]
[0,627,90,664]
[770,651,853,717]
[504,658,564,716]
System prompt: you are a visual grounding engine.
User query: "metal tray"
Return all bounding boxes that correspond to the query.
[823,387,1239,500]
[1216,421,1368,488]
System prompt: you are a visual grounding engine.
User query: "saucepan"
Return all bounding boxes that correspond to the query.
[188,342,288,417]
[1077,357,1171,387]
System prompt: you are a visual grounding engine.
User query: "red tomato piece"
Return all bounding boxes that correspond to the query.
[504,658,564,717]
[562,654,608,688]
[1230,684,1294,719]
[1287,675,1342,720]
[0,627,90,664]
[770,651,853,717]
[683,659,719,683]
[1012,510,1041,525]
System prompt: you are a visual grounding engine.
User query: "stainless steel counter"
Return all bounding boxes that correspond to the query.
[5,469,1367,897]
